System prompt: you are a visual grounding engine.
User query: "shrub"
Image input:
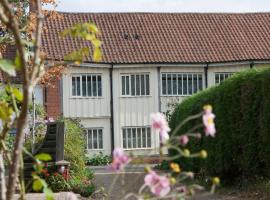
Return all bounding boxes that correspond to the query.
[45,172,70,192]
[169,68,270,183]
[86,152,112,166]
[60,118,87,173]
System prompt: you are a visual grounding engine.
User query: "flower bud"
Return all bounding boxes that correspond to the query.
[170,177,176,185]
[200,150,208,159]
[179,135,189,146]
[183,149,190,157]
[144,166,152,173]
[212,177,220,185]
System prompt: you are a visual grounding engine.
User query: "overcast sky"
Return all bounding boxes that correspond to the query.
[44,0,270,13]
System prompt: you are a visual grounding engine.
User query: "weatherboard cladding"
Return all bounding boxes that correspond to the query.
[42,12,270,64]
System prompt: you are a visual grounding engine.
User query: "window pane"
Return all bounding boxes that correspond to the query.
[162,74,167,95]
[136,75,140,96]
[215,74,219,84]
[72,77,76,96]
[131,75,135,96]
[132,128,137,148]
[127,128,132,148]
[93,129,97,149]
[98,129,103,149]
[146,74,150,95]
[183,74,187,95]
[167,74,172,95]
[188,74,193,95]
[137,128,141,148]
[177,74,182,95]
[88,130,92,149]
[173,74,177,95]
[147,128,151,148]
[76,77,81,96]
[142,128,146,148]
[126,76,130,95]
[122,76,125,95]
[198,74,203,90]
[92,76,97,96]
[82,75,87,96]
[98,75,102,96]
[123,129,126,149]
[193,74,198,93]
[141,75,145,95]
[87,76,92,96]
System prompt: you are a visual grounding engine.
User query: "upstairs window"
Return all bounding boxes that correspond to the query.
[215,73,234,84]
[122,127,151,149]
[72,74,102,97]
[86,128,103,150]
[161,73,203,96]
[121,74,150,96]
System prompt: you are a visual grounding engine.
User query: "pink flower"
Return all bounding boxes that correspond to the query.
[110,148,130,172]
[202,105,216,137]
[179,135,189,146]
[151,112,170,144]
[144,171,170,197]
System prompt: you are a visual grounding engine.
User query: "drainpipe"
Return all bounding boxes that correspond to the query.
[109,65,115,153]
[157,67,161,112]
[250,61,254,69]
[204,63,209,88]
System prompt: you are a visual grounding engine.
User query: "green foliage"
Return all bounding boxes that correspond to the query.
[45,173,70,193]
[169,67,270,183]
[61,21,102,63]
[59,118,87,173]
[86,152,112,166]
[69,177,96,197]
[0,59,16,76]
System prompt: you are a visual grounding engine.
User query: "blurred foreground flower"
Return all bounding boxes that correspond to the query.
[151,112,170,143]
[144,171,170,197]
[110,148,130,171]
[203,105,216,137]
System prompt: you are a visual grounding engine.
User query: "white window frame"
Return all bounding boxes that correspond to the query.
[161,72,203,96]
[86,128,104,150]
[71,74,102,98]
[215,72,234,85]
[122,126,152,150]
[121,73,150,97]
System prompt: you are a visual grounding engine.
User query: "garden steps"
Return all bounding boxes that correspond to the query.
[23,122,65,184]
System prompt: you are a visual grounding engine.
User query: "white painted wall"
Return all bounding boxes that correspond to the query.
[80,118,111,155]
[208,64,250,87]
[112,67,160,155]
[62,66,111,118]
[60,62,270,156]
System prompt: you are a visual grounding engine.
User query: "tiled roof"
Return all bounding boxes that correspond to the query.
[42,12,270,64]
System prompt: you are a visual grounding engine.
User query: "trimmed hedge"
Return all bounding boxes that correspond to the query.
[169,68,270,183]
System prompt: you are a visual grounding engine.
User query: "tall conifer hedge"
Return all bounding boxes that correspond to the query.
[169,68,270,182]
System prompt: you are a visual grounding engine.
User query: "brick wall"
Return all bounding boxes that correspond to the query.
[45,78,61,119]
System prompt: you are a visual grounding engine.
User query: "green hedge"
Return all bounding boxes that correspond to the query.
[169,68,270,183]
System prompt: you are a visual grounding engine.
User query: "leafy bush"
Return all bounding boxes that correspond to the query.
[86,152,112,166]
[45,172,70,192]
[54,118,95,197]
[169,68,270,183]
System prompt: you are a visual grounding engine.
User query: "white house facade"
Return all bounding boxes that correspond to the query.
[38,12,270,155]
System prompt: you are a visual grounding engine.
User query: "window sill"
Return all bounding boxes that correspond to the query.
[120,95,152,98]
[86,149,104,151]
[123,148,153,150]
[161,95,191,97]
[69,96,104,99]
